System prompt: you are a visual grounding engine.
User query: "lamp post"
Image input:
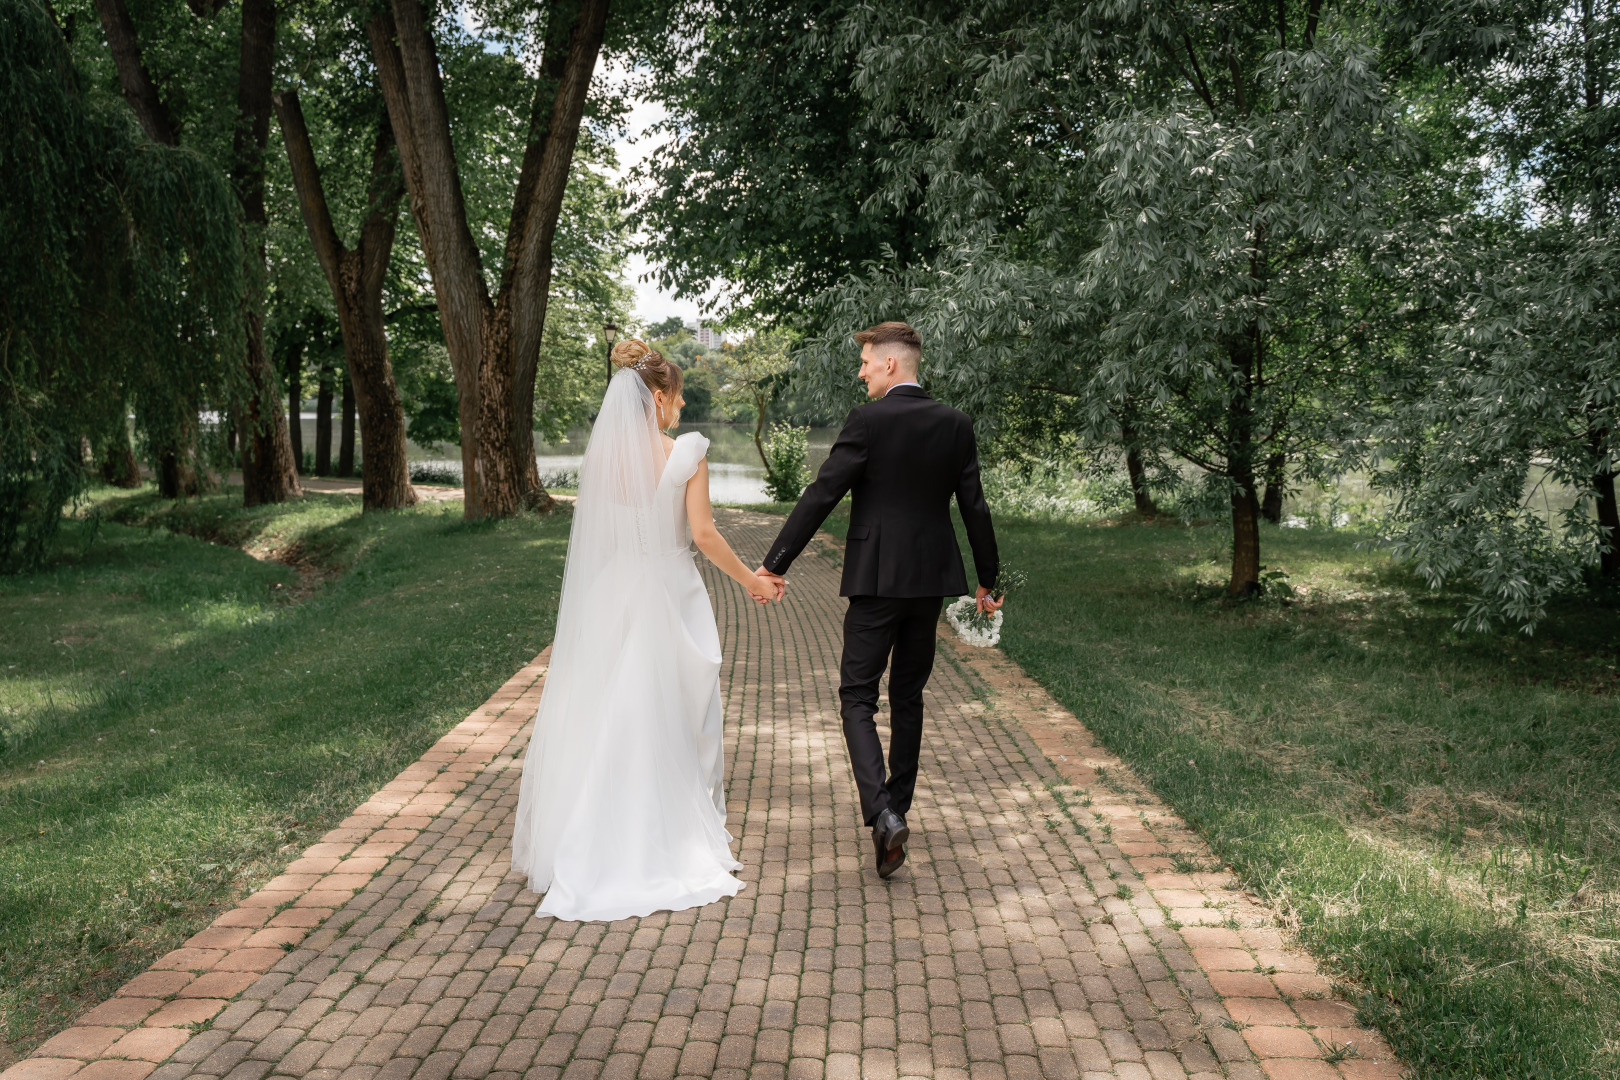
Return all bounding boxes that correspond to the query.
[602,321,618,389]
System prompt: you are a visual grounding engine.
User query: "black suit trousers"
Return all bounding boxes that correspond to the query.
[839,595,943,826]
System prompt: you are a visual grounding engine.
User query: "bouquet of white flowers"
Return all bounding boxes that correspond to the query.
[945,567,1026,648]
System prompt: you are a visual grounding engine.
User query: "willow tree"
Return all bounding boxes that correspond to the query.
[93,0,300,504]
[1,0,243,569]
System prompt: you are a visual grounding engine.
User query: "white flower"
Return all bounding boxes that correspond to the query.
[946,595,1003,648]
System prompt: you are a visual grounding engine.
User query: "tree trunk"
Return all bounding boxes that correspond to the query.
[92,0,176,145]
[96,0,296,506]
[156,441,198,498]
[286,340,303,470]
[339,371,356,477]
[368,0,605,518]
[1231,480,1261,596]
[334,262,417,508]
[1121,424,1158,517]
[100,425,142,487]
[273,90,417,509]
[1260,451,1286,524]
[1226,333,1261,597]
[473,308,522,513]
[315,361,333,476]
[1594,433,1619,578]
[1597,468,1619,577]
[233,0,300,507]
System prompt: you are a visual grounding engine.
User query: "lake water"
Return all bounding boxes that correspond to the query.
[296,416,839,504]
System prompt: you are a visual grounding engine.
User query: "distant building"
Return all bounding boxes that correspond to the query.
[685,321,724,349]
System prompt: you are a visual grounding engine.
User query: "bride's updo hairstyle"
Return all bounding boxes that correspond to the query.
[611,338,683,398]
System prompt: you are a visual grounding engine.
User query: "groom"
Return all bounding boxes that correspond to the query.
[756,321,1000,879]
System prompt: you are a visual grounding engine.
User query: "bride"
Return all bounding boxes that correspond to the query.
[511,338,781,922]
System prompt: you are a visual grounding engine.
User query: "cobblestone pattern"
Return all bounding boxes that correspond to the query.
[7,510,1406,1080]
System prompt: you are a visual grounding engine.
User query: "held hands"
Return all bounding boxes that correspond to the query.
[752,566,787,604]
[975,585,1003,615]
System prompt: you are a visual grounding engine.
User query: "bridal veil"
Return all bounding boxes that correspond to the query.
[511,367,743,921]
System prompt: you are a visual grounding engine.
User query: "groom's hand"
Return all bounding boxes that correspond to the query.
[976,585,1003,615]
[755,566,786,602]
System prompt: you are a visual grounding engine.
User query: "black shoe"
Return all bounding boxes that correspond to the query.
[872,809,909,879]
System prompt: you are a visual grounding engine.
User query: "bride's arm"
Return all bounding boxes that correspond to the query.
[686,459,780,602]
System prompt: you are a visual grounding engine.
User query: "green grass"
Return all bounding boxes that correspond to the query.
[745,498,1619,1077]
[983,516,1619,1079]
[0,486,570,1056]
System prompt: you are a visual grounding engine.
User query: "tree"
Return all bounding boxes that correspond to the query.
[91,0,301,505]
[635,0,936,329]
[1370,1,1620,630]
[782,1,1425,595]
[2,0,243,567]
[718,330,796,483]
[1379,226,1620,630]
[273,85,417,509]
[365,0,609,517]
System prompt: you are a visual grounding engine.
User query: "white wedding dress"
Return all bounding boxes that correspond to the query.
[511,368,744,922]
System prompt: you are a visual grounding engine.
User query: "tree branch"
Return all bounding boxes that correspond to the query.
[272,89,345,284]
[367,1,490,370]
[1276,0,1287,49]
[1179,32,1217,113]
[232,0,276,226]
[359,115,404,301]
[499,0,578,300]
[1305,0,1322,49]
[93,0,176,144]
[504,0,610,361]
[1227,50,1250,117]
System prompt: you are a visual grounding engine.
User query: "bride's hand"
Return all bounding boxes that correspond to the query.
[745,574,779,604]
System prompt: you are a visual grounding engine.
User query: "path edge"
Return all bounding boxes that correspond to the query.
[3,650,552,1080]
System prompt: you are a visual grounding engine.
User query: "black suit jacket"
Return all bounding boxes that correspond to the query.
[764,385,998,598]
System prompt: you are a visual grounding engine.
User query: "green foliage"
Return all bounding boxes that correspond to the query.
[396,347,461,451]
[653,0,1620,626]
[979,462,1136,523]
[0,0,244,571]
[1371,2,1620,632]
[761,423,809,502]
[0,488,571,1048]
[790,5,1426,590]
[634,0,934,327]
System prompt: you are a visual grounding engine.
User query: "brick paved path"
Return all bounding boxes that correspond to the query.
[8,512,1405,1080]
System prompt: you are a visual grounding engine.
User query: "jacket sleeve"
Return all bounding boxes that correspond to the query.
[763,408,867,575]
[955,423,999,590]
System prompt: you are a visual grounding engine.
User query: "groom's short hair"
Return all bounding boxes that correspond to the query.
[854,321,922,369]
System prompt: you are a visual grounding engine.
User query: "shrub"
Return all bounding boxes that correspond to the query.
[762,423,809,502]
[407,460,577,491]
[409,460,462,486]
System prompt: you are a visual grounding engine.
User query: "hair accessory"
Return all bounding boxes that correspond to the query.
[633,358,647,370]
